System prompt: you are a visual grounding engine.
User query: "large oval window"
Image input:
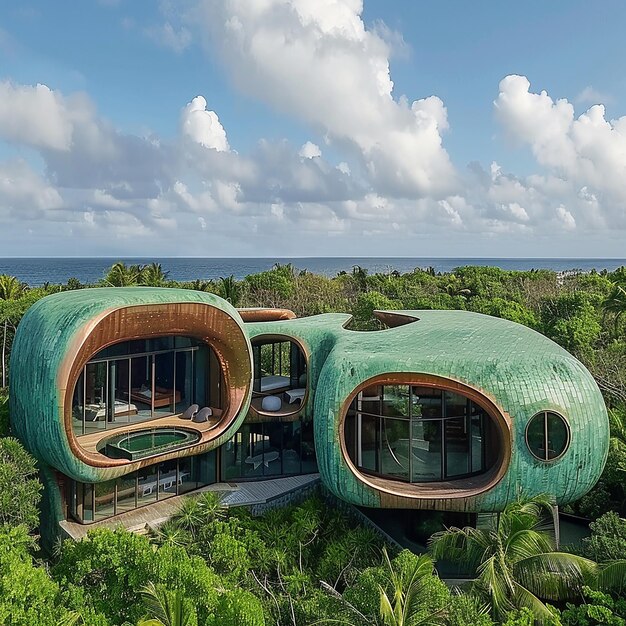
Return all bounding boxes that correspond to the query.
[526,411,570,461]
[344,383,501,483]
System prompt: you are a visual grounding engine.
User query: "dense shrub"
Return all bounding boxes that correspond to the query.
[0,437,42,530]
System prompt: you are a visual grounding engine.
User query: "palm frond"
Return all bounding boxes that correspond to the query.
[474,554,516,619]
[513,552,597,600]
[596,559,626,593]
[511,582,555,622]
[428,526,491,571]
[505,529,555,563]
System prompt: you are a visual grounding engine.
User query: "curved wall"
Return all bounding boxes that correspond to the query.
[10,288,253,483]
[312,310,609,511]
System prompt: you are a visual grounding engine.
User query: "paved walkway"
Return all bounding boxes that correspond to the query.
[60,474,319,540]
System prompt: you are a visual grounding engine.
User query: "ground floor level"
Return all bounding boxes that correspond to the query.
[66,418,318,525]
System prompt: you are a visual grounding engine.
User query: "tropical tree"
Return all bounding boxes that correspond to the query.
[0,274,25,301]
[603,282,626,334]
[377,547,445,626]
[140,263,170,287]
[429,496,597,622]
[102,262,142,287]
[137,582,197,626]
[334,549,449,626]
[219,275,242,306]
[0,437,42,530]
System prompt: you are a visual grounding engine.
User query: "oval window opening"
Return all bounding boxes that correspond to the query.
[251,336,307,416]
[344,383,502,483]
[526,411,570,461]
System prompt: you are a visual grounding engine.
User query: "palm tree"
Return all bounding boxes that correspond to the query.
[0,274,24,300]
[218,275,242,306]
[137,582,197,626]
[428,496,597,622]
[196,490,226,522]
[102,262,142,287]
[140,263,170,287]
[378,547,445,626]
[170,497,205,538]
[602,283,626,334]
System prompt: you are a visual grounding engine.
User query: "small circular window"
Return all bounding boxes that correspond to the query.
[526,411,570,461]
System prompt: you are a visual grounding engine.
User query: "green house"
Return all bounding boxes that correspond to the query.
[9,288,609,545]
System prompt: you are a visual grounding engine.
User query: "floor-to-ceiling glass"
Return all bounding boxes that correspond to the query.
[220,419,317,480]
[345,384,498,483]
[68,449,217,524]
[71,337,219,437]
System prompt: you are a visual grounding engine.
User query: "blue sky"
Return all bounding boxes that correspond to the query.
[1,0,625,257]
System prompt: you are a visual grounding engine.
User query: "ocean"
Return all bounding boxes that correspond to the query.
[1,257,625,287]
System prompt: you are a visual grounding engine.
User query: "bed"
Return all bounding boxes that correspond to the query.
[130,387,181,408]
[76,400,139,422]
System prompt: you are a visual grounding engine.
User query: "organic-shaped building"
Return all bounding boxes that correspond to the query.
[10,288,609,544]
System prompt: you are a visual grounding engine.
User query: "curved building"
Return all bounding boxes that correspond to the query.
[10,290,609,544]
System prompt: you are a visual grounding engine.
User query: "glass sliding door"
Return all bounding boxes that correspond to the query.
[71,370,86,436]
[154,351,175,417]
[84,361,108,433]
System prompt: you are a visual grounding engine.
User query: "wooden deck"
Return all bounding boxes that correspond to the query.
[59,474,320,540]
[76,411,222,455]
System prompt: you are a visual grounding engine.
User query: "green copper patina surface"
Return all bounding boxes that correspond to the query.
[247,310,609,510]
[10,287,252,483]
[10,290,609,533]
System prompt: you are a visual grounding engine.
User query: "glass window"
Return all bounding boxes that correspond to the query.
[359,413,380,473]
[252,338,307,398]
[381,417,410,480]
[526,411,569,461]
[116,473,137,513]
[72,370,85,436]
[158,459,179,500]
[445,417,470,478]
[411,419,442,481]
[82,483,94,522]
[383,385,410,418]
[94,479,116,521]
[346,383,499,483]
[300,420,318,474]
[137,465,158,507]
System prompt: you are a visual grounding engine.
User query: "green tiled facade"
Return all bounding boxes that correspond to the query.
[9,290,609,543]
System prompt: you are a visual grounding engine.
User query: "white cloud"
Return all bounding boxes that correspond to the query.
[146,22,192,54]
[556,205,576,230]
[181,95,229,151]
[195,0,456,196]
[0,82,73,151]
[0,159,63,219]
[299,141,321,159]
[576,86,612,105]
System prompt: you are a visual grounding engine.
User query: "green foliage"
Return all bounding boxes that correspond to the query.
[580,512,626,563]
[0,388,9,435]
[541,292,602,357]
[210,589,265,626]
[138,581,198,626]
[0,437,42,530]
[0,274,26,300]
[560,587,626,626]
[447,592,494,626]
[343,549,450,625]
[53,527,221,625]
[218,275,242,306]
[502,607,537,626]
[351,291,402,329]
[0,524,107,626]
[244,264,296,301]
[429,495,597,622]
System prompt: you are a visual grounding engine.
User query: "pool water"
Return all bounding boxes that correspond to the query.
[100,428,200,460]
